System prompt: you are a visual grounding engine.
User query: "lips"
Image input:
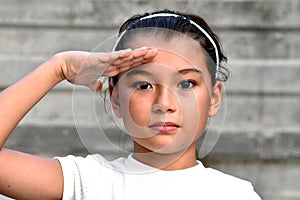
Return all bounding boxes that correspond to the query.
[149,122,180,133]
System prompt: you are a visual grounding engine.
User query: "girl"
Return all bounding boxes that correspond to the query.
[0,10,261,200]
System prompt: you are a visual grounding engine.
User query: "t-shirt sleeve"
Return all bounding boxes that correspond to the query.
[232,180,261,200]
[55,155,79,200]
[54,154,113,200]
[205,168,262,200]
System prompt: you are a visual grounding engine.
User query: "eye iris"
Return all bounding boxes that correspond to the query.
[179,80,193,89]
[140,83,149,89]
[137,82,151,89]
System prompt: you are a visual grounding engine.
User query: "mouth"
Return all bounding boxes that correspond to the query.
[148,122,180,133]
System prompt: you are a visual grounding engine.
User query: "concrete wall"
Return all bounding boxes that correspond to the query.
[0,0,299,199]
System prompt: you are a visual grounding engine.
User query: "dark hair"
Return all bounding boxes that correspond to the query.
[111,10,229,85]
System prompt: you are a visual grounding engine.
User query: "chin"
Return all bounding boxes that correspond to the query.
[134,137,192,155]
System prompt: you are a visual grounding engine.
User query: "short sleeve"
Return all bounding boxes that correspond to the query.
[54,155,78,199]
[204,168,262,200]
[231,179,262,199]
[241,183,262,200]
[54,154,113,200]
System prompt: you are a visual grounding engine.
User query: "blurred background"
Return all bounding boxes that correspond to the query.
[1,0,299,199]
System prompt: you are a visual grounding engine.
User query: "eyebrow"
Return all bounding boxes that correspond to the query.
[178,68,204,75]
[124,69,152,77]
[124,67,203,78]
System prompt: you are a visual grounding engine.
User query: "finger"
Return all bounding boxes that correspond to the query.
[131,61,145,68]
[132,56,145,64]
[143,48,158,59]
[119,48,156,62]
[101,47,156,77]
[141,59,153,64]
[105,60,140,76]
[118,65,133,73]
[99,47,152,66]
[110,53,156,74]
[111,49,153,67]
[110,55,134,65]
[90,49,132,64]
[100,49,133,66]
[103,65,123,77]
[91,52,114,63]
[117,48,133,58]
[119,54,134,62]
[115,57,144,69]
[132,47,149,58]
[118,59,148,72]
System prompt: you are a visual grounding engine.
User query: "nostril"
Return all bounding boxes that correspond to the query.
[152,104,166,113]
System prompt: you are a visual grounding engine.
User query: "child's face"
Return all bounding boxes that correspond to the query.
[111,35,222,154]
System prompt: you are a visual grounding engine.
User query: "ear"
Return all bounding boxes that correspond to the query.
[208,81,223,116]
[109,82,123,118]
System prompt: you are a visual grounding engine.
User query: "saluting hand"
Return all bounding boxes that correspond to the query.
[55,47,158,91]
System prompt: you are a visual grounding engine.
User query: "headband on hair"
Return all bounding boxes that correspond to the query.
[113,13,220,79]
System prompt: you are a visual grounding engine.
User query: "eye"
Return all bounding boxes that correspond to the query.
[178,80,195,90]
[133,81,153,90]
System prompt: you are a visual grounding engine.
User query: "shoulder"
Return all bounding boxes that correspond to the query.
[195,161,251,186]
[54,154,119,199]
[204,167,250,185]
[201,167,261,200]
[55,154,107,168]
[55,154,117,176]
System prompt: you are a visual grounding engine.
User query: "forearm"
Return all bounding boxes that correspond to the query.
[0,56,64,148]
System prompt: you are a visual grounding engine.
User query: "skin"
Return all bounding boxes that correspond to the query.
[0,48,158,199]
[110,35,223,170]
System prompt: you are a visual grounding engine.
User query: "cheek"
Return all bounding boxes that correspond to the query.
[181,88,210,113]
[129,94,151,127]
[121,92,152,127]
[181,89,211,132]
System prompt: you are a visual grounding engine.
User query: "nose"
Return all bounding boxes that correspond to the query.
[151,85,177,114]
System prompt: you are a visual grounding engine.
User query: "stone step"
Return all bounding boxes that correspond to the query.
[1,58,300,93]
[4,124,300,159]
[0,27,114,57]
[226,59,300,94]
[0,0,298,29]
[0,26,299,59]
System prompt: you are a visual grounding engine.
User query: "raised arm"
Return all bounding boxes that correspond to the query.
[0,48,157,199]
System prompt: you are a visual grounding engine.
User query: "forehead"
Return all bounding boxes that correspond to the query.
[125,35,210,73]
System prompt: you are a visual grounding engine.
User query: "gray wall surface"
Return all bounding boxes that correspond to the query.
[0,0,300,199]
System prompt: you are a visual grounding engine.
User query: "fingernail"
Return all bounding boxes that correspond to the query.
[144,48,158,58]
[149,48,158,53]
[119,48,132,53]
[134,46,147,51]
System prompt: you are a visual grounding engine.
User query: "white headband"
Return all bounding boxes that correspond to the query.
[113,13,220,79]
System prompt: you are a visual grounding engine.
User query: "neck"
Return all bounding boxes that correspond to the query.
[133,142,198,171]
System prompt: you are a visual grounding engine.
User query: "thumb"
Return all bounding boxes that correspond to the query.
[87,80,103,91]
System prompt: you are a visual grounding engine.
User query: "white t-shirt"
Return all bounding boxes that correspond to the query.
[55,154,261,200]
